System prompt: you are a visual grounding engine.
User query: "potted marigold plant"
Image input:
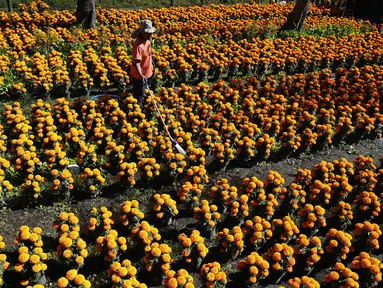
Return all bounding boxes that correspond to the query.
[193,200,221,238]
[130,221,161,256]
[87,206,115,236]
[164,269,194,288]
[242,217,273,253]
[227,194,249,227]
[329,201,353,230]
[271,216,300,243]
[95,229,127,263]
[297,204,326,236]
[178,230,209,271]
[293,234,324,274]
[353,221,381,252]
[108,260,145,288]
[56,232,88,270]
[79,167,106,198]
[57,269,91,288]
[324,228,353,262]
[13,226,48,287]
[264,243,296,283]
[287,276,320,288]
[0,236,10,286]
[236,252,270,287]
[351,252,383,287]
[200,262,227,288]
[52,212,81,237]
[217,226,244,260]
[209,178,238,214]
[177,181,203,208]
[143,242,173,285]
[119,200,144,232]
[152,193,178,226]
[324,262,359,288]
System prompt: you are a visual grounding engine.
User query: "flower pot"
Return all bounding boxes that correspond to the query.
[165,217,175,226]
[204,226,216,239]
[190,256,203,271]
[36,274,47,285]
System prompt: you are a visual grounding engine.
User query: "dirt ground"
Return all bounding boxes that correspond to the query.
[0,138,381,287]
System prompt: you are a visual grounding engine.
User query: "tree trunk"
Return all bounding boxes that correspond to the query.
[75,0,96,29]
[7,0,12,11]
[280,0,310,32]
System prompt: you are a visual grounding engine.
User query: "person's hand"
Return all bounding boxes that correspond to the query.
[142,77,148,86]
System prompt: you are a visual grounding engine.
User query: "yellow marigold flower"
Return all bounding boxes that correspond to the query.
[69,216,79,225]
[0,254,6,262]
[32,264,42,273]
[167,278,178,288]
[32,227,42,234]
[177,275,187,285]
[19,246,29,254]
[83,280,91,288]
[151,247,161,257]
[40,253,47,261]
[20,231,31,241]
[73,274,85,285]
[14,263,23,273]
[127,266,137,276]
[206,272,215,282]
[57,277,69,288]
[35,240,43,247]
[59,212,68,221]
[29,254,40,264]
[76,239,86,250]
[89,218,97,225]
[61,170,71,179]
[29,233,39,242]
[329,271,339,280]
[51,169,59,177]
[107,240,117,250]
[68,231,79,240]
[61,224,69,233]
[62,237,73,248]
[63,249,72,259]
[162,254,171,263]
[18,252,29,264]
[80,249,88,258]
[76,256,84,265]
[246,255,256,265]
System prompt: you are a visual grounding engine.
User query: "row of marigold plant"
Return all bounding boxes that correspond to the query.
[0,155,382,287]
[0,63,382,207]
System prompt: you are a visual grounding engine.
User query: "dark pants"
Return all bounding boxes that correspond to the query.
[131,76,156,107]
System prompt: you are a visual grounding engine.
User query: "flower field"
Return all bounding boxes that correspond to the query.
[0,0,382,287]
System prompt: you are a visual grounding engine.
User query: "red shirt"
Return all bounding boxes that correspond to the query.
[131,37,153,79]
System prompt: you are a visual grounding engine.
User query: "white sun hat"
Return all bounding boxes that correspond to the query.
[138,19,156,34]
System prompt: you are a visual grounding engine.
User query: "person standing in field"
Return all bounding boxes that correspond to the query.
[130,20,156,109]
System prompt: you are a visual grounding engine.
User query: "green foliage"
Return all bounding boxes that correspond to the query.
[277,22,372,40]
[243,18,373,42]
[0,70,14,98]
[244,22,279,40]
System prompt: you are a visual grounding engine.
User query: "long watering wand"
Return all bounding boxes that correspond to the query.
[143,79,187,156]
